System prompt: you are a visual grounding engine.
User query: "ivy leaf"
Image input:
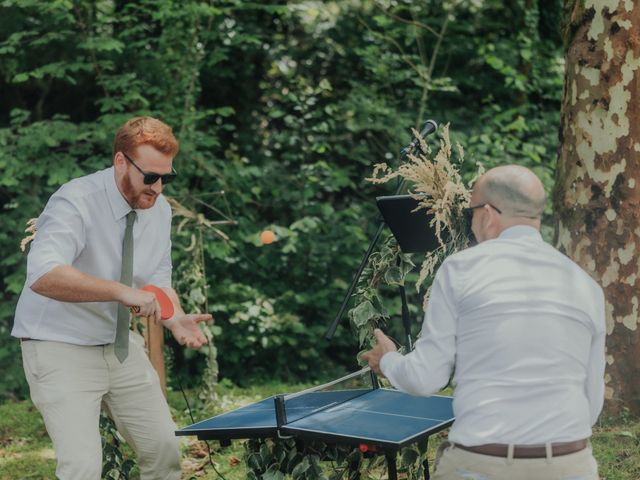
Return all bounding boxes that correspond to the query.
[247,452,262,471]
[12,73,29,83]
[400,447,419,466]
[262,466,285,480]
[358,326,372,348]
[384,265,404,286]
[291,456,310,478]
[260,442,272,464]
[350,300,379,327]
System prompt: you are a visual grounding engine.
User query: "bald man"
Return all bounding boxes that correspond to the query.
[363,165,605,480]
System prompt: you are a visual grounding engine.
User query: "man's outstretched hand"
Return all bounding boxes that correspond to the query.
[361,328,397,375]
[168,313,212,349]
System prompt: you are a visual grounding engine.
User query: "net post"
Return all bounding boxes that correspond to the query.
[274,395,287,428]
[370,369,380,389]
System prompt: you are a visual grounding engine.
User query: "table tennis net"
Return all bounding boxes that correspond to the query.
[275,367,376,426]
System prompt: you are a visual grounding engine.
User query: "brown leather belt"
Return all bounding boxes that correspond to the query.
[455,439,588,458]
[21,338,108,346]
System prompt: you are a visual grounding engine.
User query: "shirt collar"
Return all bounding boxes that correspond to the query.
[105,166,134,221]
[105,167,161,222]
[498,225,542,241]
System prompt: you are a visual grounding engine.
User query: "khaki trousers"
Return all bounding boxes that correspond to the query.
[432,442,599,480]
[21,332,181,480]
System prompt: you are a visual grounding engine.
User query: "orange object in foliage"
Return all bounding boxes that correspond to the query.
[260,230,276,244]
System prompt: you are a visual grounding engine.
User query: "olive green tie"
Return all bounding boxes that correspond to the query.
[115,210,136,362]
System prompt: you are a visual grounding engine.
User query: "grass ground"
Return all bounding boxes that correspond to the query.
[1,382,639,480]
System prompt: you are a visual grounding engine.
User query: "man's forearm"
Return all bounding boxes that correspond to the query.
[31,265,127,303]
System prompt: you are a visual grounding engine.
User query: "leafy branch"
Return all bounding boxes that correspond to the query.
[347,124,473,479]
[168,194,236,406]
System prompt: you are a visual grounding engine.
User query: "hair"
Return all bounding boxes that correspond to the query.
[481,168,546,219]
[112,116,179,159]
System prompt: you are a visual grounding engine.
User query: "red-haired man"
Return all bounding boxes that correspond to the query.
[13,116,211,479]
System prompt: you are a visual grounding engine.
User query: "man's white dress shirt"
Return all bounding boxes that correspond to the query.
[12,167,172,345]
[380,225,605,446]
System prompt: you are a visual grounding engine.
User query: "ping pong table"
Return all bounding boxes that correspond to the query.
[176,369,454,479]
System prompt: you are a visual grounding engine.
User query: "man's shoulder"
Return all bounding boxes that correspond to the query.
[434,245,484,281]
[54,168,110,201]
[443,237,599,279]
[135,194,172,228]
[550,247,604,296]
[156,193,170,210]
[442,241,492,265]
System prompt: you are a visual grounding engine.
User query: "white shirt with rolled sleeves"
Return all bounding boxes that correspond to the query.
[12,167,172,345]
[380,225,606,446]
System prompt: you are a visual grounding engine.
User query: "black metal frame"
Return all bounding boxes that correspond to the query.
[180,420,451,480]
[177,391,454,480]
[324,120,438,347]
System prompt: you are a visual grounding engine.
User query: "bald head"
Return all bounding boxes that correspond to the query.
[467,165,545,242]
[475,165,545,220]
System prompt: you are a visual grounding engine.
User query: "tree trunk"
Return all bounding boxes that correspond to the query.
[554,1,640,414]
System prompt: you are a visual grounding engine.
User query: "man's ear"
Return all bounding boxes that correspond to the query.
[113,152,129,184]
[114,151,125,167]
[482,204,494,227]
[114,152,129,176]
[483,204,501,238]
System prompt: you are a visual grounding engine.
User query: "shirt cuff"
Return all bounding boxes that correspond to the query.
[27,262,62,288]
[379,351,403,377]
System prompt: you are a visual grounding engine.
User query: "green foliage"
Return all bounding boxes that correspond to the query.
[245,439,329,480]
[0,4,566,473]
[0,0,564,399]
[0,3,566,476]
[3,388,640,480]
[100,413,138,479]
[349,235,413,351]
[244,437,430,480]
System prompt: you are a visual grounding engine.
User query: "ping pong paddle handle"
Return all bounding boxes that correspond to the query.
[129,285,175,321]
[142,285,175,320]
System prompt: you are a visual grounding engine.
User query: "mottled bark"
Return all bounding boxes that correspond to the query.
[555,0,640,414]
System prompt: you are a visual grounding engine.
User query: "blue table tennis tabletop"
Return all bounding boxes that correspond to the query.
[176,388,454,451]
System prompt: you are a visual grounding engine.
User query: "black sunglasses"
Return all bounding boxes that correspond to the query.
[463,203,502,246]
[122,152,177,185]
[462,203,502,223]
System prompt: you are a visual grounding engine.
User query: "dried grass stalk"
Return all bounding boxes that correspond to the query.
[368,123,475,304]
[167,196,230,242]
[20,218,37,252]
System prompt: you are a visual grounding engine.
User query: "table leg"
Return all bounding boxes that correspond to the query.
[386,452,397,480]
[347,459,361,480]
[424,437,430,480]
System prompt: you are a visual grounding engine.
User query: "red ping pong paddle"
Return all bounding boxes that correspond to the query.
[142,284,174,320]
